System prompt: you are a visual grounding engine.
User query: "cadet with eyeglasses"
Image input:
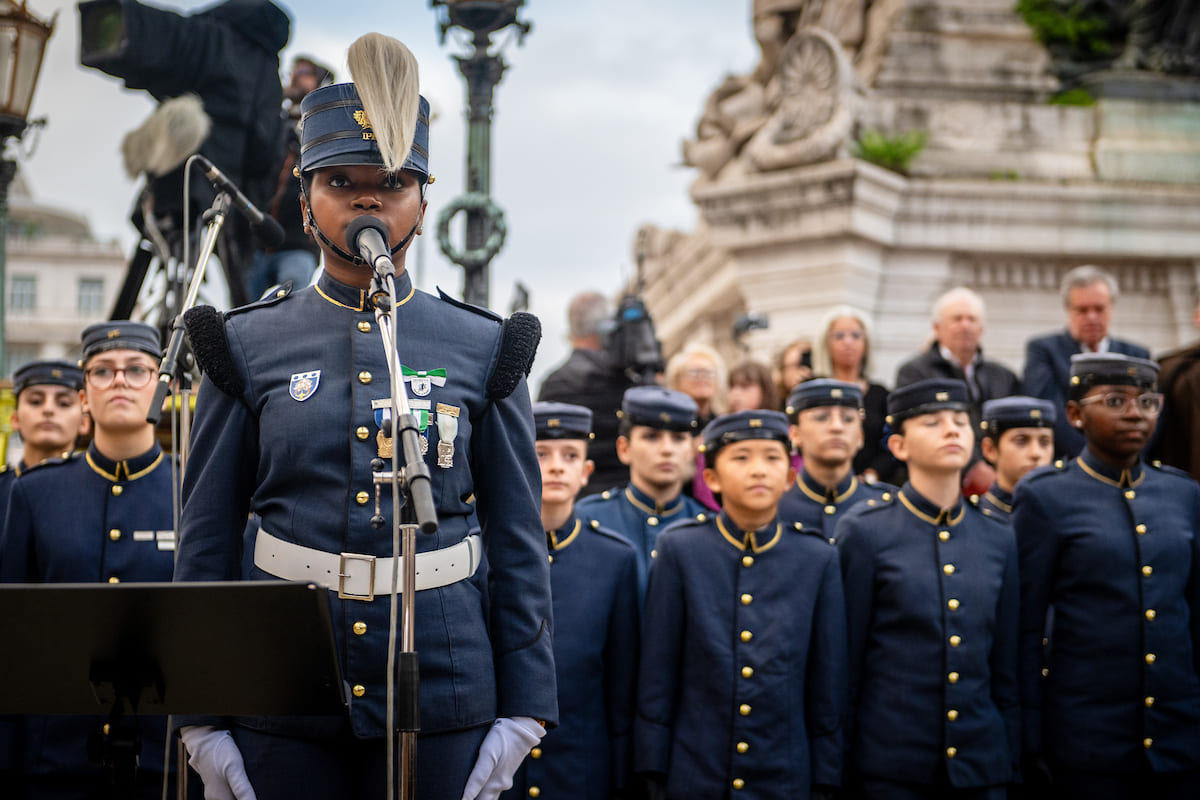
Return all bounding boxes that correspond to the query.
[1012,353,1200,800]
[0,321,182,799]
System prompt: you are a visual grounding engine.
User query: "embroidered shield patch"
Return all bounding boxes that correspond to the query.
[290,370,321,401]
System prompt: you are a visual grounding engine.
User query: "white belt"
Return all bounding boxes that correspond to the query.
[254,528,482,602]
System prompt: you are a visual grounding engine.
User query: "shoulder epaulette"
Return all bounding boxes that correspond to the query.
[22,451,80,474]
[183,305,245,398]
[1024,462,1066,483]
[1148,460,1193,481]
[226,281,294,318]
[487,311,541,400]
[587,520,637,548]
[857,491,895,513]
[436,287,501,322]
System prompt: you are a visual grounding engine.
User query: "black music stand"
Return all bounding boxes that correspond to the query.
[0,581,345,796]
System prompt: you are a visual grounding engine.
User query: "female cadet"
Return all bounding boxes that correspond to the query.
[1,322,179,799]
[1013,353,1200,799]
[173,33,556,800]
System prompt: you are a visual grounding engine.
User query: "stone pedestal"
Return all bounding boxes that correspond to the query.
[636,0,1200,384]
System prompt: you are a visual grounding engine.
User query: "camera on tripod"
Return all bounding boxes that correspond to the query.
[605,295,664,386]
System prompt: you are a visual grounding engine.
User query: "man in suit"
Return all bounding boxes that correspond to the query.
[896,286,1021,493]
[1023,265,1150,458]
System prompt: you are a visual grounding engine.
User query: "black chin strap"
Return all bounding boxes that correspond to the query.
[302,184,425,269]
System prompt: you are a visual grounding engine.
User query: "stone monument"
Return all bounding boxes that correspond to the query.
[634,0,1200,384]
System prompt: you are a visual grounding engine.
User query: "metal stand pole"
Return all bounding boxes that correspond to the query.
[372,271,438,800]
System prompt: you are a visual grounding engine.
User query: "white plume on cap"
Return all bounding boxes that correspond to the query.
[348,32,420,174]
[121,93,211,178]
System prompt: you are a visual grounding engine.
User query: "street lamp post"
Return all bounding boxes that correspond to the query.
[0,0,54,375]
[430,0,530,309]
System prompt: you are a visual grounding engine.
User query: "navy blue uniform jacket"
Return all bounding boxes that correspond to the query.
[836,486,1020,787]
[0,443,175,777]
[174,270,557,737]
[977,482,1013,524]
[776,469,894,543]
[1012,452,1200,773]
[503,517,639,800]
[635,512,847,799]
[575,483,706,607]
[1022,330,1149,457]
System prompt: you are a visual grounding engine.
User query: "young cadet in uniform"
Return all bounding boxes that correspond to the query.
[1012,354,1200,800]
[502,403,639,800]
[777,379,895,541]
[0,322,179,799]
[836,378,1019,799]
[975,397,1055,522]
[9,359,88,469]
[173,34,555,800]
[0,360,88,523]
[575,386,705,604]
[635,410,846,800]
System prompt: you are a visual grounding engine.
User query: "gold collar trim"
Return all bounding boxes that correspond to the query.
[624,487,683,517]
[316,282,416,312]
[898,489,965,526]
[796,473,858,505]
[547,519,582,552]
[983,491,1012,514]
[717,517,783,553]
[86,450,164,483]
[1078,457,1145,489]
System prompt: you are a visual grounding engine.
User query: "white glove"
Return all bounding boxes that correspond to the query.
[180,725,258,800]
[460,716,545,800]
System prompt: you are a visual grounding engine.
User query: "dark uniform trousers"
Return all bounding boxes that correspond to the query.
[835,486,1020,796]
[635,512,847,800]
[174,270,557,799]
[503,517,639,800]
[575,483,706,607]
[0,444,179,799]
[776,469,895,542]
[1012,451,1200,798]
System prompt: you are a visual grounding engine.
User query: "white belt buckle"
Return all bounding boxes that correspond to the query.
[338,552,377,601]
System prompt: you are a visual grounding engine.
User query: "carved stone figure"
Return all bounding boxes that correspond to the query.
[683,0,873,178]
[1116,0,1200,74]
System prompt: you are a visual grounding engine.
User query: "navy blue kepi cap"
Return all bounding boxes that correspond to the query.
[980,396,1056,436]
[618,386,698,432]
[786,379,862,417]
[299,83,431,181]
[1068,352,1158,399]
[532,402,593,441]
[81,321,162,362]
[13,359,84,396]
[699,410,791,459]
[886,378,969,426]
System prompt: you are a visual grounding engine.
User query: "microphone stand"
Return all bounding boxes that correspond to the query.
[370,269,438,800]
[147,192,231,427]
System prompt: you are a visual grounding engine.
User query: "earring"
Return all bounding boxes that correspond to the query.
[1075,420,1083,428]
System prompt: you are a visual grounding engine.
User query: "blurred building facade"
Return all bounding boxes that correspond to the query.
[5,171,126,375]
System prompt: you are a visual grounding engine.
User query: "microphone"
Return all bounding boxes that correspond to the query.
[194,155,286,247]
[345,215,395,280]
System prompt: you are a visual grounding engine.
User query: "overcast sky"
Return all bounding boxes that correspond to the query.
[22,0,758,388]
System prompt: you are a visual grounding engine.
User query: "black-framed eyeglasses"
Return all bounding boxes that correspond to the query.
[1078,391,1163,416]
[85,365,155,390]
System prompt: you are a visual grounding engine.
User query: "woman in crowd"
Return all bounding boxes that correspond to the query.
[811,305,896,484]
